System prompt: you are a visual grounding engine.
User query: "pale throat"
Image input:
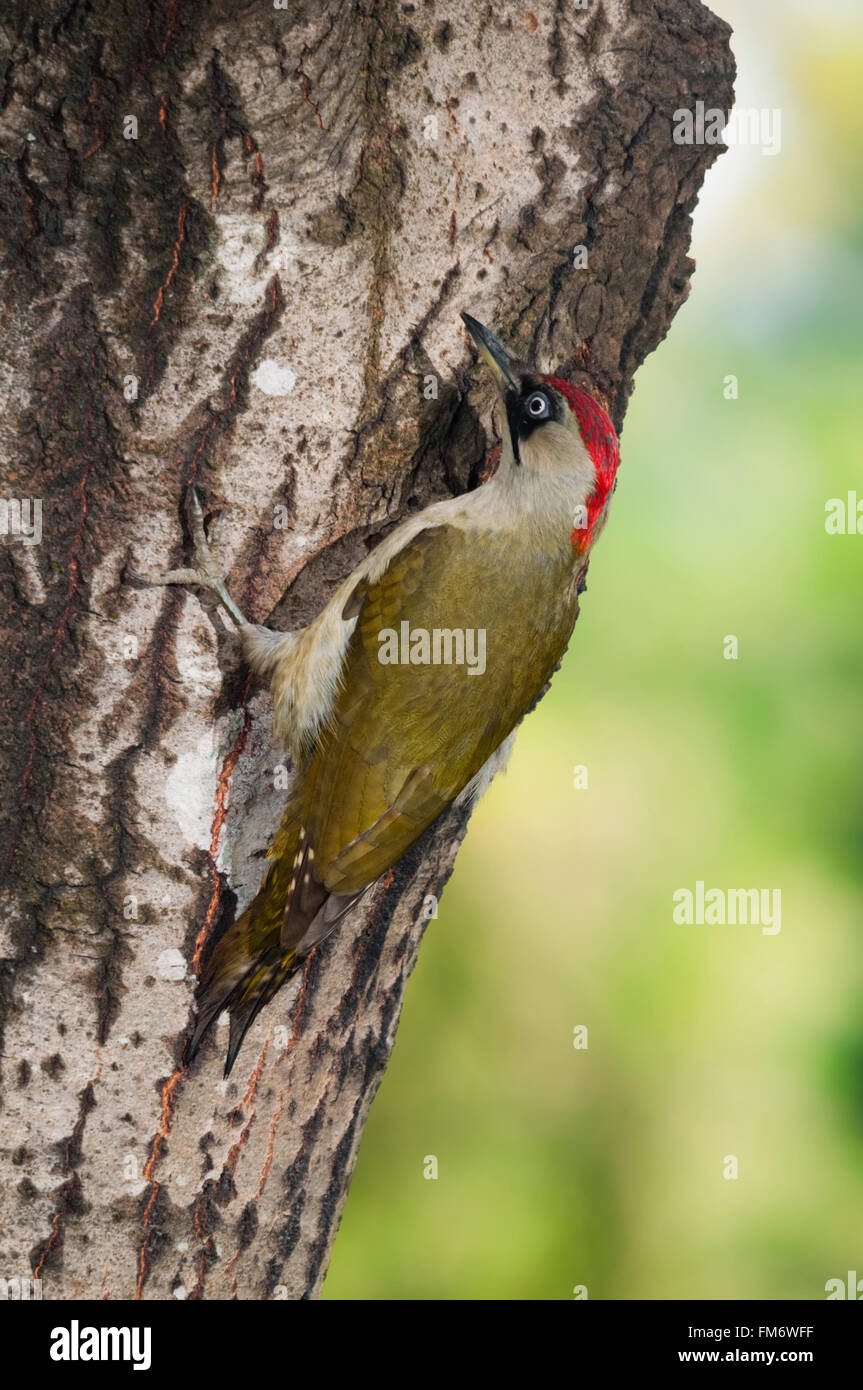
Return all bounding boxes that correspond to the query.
[488,423,598,546]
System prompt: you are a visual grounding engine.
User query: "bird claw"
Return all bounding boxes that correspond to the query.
[184,485,226,585]
[129,485,248,627]
[186,485,216,563]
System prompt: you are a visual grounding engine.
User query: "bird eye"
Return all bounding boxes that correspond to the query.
[525,391,550,419]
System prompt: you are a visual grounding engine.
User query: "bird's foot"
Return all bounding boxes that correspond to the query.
[127,485,249,628]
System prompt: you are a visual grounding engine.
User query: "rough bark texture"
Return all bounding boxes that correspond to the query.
[0,0,733,1299]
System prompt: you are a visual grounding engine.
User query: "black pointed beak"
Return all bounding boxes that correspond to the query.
[461,312,521,393]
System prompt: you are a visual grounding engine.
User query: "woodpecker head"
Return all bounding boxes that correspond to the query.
[462,312,619,554]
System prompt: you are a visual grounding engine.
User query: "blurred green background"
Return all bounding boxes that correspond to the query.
[325,0,863,1299]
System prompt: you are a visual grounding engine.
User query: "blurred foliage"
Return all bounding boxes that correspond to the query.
[324,0,863,1299]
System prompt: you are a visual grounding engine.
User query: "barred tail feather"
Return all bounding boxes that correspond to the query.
[186,895,301,1076]
[186,796,305,1075]
[186,794,363,1076]
[222,946,300,1077]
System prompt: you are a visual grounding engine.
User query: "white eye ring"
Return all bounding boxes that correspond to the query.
[526,392,549,418]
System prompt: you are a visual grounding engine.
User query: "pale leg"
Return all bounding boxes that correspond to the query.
[128,485,249,628]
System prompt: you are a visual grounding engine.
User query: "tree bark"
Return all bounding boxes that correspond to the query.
[0,0,733,1300]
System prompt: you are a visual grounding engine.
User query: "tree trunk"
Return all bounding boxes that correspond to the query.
[0,0,734,1300]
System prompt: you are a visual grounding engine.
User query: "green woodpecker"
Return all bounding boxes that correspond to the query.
[140,314,620,1074]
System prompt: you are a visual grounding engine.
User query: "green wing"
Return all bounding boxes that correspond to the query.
[300,523,577,894]
[195,521,579,1070]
